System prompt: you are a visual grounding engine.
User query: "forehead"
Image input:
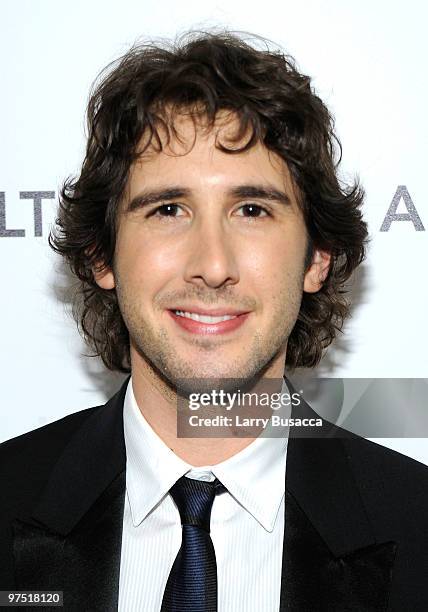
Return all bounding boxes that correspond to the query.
[128,109,295,190]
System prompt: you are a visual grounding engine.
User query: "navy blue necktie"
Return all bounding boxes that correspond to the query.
[161,475,226,612]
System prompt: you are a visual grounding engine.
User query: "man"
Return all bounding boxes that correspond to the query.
[1,31,427,611]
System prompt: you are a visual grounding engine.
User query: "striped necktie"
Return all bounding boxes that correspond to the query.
[161,475,226,612]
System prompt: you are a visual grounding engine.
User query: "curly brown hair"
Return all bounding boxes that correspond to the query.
[49,30,368,374]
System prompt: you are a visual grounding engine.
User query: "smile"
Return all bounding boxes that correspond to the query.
[174,310,237,323]
[167,309,250,335]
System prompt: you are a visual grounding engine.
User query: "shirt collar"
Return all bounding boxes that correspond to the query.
[123,376,289,532]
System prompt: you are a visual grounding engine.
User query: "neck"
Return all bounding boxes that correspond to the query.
[130,351,286,466]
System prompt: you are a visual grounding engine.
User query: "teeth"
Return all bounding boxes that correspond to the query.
[174,310,238,323]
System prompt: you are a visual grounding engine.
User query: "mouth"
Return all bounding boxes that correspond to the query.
[167,308,251,335]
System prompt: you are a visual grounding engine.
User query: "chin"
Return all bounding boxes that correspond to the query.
[171,365,262,396]
[174,378,243,399]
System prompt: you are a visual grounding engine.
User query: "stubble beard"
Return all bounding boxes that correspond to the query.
[114,271,304,399]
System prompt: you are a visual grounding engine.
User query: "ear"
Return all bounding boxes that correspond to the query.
[92,262,115,290]
[303,249,332,293]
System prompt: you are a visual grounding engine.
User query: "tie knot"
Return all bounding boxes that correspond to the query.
[169,475,226,532]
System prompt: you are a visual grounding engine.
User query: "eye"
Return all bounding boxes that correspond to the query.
[236,203,271,218]
[147,203,184,218]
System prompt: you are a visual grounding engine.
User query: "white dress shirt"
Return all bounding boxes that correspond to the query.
[118,377,290,612]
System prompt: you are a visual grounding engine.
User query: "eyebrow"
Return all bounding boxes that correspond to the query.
[125,184,292,213]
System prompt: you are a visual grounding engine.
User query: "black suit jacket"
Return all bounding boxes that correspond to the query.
[1,375,428,611]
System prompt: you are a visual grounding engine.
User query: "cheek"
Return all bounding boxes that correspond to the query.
[116,230,181,291]
[245,231,306,297]
[243,232,296,278]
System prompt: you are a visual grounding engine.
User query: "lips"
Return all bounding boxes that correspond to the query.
[168,306,250,317]
[173,310,238,323]
[167,309,250,335]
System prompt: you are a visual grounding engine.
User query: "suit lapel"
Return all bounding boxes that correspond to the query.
[12,472,126,611]
[12,378,129,611]
[280,377,397,611]
[280,488,396,611]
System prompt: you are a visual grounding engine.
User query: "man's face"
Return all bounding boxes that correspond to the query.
[95,112,328,394]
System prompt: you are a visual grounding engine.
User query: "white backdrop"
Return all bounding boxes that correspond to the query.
[1,1,427,462]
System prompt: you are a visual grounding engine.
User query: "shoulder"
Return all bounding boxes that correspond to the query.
[0,405,104,511]
[0,404,103,463]
[0,377,129,516]
[339,433,428,536]
[316,415,428,489]
[341,432,428,485]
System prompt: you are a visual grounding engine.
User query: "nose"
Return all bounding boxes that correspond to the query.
[183,217,239,289]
